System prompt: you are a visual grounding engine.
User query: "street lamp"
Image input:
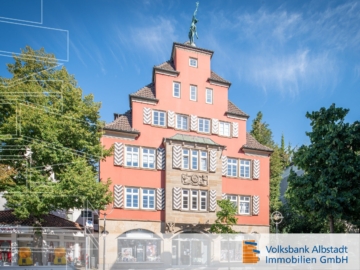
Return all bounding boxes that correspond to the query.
[271,211,284,234]
[100,206,113,270]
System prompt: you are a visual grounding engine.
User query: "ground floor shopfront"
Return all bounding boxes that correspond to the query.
[99,220,269,269]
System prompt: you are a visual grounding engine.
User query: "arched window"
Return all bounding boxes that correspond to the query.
[117,229,161,263]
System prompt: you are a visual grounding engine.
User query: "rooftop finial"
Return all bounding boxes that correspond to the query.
[188,2,199,47]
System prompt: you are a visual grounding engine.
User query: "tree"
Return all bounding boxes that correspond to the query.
[279,134,290,169]
[0,164,16,189]
[286,104,360,233]
[250,112,273,146]
[210,199,238,233]
[0,47,113,263]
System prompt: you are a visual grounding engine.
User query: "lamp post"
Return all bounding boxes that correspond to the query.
[271,211,284,233]
[100,206,113,270]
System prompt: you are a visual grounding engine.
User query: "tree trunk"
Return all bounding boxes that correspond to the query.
[33,220,43,265]
[329,215,335,233]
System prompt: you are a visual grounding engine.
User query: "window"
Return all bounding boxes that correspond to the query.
[176,114,188,130]
[191,150,198,170]
[190,85,197,101]
[227,158,237,177]
[206,88,213,104]
[198,118,210,133]
[182,190,189,210]
[153,111,166,127]
[200,191,207,211]
[182,149,189,169]
[200,151,208,171]
[81,210,92,218]
[227,195,237,209]
[239,196,251,214]
[142,148,155,169]
[126,146,139,167]
[240,160,251,178]
[173,82,180,98]
[189,58,198,67]
[126,188,139,208]
[219,122,231,137]
[191,190,198,210]
[142,189,155,209]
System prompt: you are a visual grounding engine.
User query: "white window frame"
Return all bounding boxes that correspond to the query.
[206,88,213,104]
[126,146,139,167]
[200,190,207,211]
[198,118,210,133]
[239,196,251,215]
[240,160,251,178]
[227,158,237,177]
[182,149,189,169]
[142,148,156,169]
[176,114,188,130]
[219,121,231,137]
[190,85,197,101]
[191,190,198,210]
[152,110,166,127]
[125,188,139,209]
[173,82,181,98]
[191,150,198,170]
[182,189,189,210]
[142,189,155,210]
[200,151,208,171]
[189,58,198,67]
[227,195,238,209]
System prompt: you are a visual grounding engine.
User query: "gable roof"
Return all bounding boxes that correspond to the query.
[243,133,273,152]
[171,42,214,59]
[227,101,249,118]
[209,71,231,86]
[130,83,157,100]
[0,210,83,230]
[155,60,177,73]
[104,110,139,133]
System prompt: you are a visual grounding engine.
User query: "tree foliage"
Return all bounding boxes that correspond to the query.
[286,104,360,233]
[0,46,113,220]
[210,199,238,233]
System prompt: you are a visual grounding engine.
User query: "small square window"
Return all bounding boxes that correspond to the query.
[206,88,213,104]
[173,82,181,98]
[189,58,198,67]
[153,111,166,126]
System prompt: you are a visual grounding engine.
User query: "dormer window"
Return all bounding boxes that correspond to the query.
[189,58,198,67]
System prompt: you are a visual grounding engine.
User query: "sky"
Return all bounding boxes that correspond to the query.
[0,0,359,148]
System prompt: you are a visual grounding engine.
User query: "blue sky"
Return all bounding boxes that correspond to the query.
[0,0,359,148]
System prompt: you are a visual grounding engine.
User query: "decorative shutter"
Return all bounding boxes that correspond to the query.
[114,142,124,166]
[209,190,217,212]
[222,193,227,200]
[190,115,198,131]
[173,187,182,210]
[172,145,182,168]
[114,185,124,208]
[168,111,175,128]
[252,195,260,215]
[232,122,238,137]
[212,119,219,134]
[157,188,165,210]
[221,156,227,176]
[253,159,260,179]
[209,150,217,172]
[143,107,152,124]
[157,148,165,170]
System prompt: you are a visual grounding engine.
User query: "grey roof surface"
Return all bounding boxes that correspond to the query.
[167,133,222,146]
[227,101,249,118]
[130,83,156,100]
[104,110,139,133]
[209,71,231,85]
[243,133,273,152]
[155,60,177,72]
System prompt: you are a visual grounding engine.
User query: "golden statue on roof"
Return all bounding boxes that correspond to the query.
[189,2,199,46]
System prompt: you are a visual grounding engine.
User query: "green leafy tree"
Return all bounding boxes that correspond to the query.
[210,199,238,233]
[250,112,273,146]
[286,104,360,233]
[0,47,113,263]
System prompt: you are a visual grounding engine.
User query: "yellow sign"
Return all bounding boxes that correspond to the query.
[243,240,260,263]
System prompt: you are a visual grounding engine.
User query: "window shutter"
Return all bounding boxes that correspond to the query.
[172,145,182,168]
[157,148,165,170]
[114,185,124,208]
[209,150,217,172]
[209,190,217,212]
[173,187,182,210]
[168,111,175,128]
[253,159,260,179]
[212,119,219,134]
[190,115,198,131]
[222,193,227,200]
[221,155,227,176]
[114,142,124,166]
[143,107,152,124]
[157,188,165,210]
[232,122,238,137]
[252,195,260,215]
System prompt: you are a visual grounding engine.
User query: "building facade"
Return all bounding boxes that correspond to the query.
[99,42,272,268]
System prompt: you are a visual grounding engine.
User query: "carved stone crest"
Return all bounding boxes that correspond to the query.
[181,174,208,186]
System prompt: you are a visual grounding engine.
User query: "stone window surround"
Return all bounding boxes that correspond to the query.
[181,147,209,173]
[181,188,209,212]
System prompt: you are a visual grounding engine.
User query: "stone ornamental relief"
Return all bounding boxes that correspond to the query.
[181,174,208,186]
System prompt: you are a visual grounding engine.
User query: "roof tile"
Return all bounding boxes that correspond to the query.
[227,100,249,118]
[155,60,176,72]
[104,110,139,133]
[210,71,231,84]
[243,133,273,152]
[130,83,156,100]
